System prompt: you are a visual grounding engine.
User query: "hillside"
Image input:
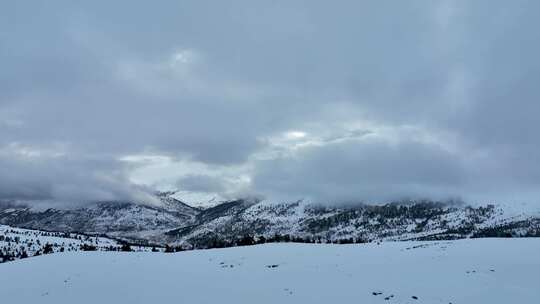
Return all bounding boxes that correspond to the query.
[1,196,539,247]
[0,225,161,263]
[0,194,199,244]
[164,200,540,247]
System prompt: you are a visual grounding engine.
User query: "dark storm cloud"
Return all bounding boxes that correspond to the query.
[1,1,540,205]
[0,152,157,205]
[252,134,466,203]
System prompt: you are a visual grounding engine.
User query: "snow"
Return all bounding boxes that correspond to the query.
[172,190,226,208]
[0,225,118,256]
[0,225,160,261]
[1,238,539,303]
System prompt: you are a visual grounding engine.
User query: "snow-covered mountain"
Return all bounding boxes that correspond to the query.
[165,199,540,247]
[0,194,199,244]
[1,195,539,247]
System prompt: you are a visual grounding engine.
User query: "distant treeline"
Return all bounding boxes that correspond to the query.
[163,234,369,253]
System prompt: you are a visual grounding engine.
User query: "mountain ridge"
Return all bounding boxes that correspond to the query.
[1,195,539,247]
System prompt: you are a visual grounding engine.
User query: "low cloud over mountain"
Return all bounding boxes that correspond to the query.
[2,1,540,206]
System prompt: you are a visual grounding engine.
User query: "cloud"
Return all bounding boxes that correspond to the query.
[176,175,227,194]
[252,128,465,203]
[1,1,540,206]
[0,145,158,205]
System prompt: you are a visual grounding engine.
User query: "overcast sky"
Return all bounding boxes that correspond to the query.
[1,1,540,206]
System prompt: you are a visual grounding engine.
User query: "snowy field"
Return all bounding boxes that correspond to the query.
[0,238,538,303]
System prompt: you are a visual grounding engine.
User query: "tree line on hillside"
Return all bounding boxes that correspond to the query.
[163,233,369,252]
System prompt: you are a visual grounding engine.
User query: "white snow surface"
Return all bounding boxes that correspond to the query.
[1,238,539,303]
[0,225,160,261]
